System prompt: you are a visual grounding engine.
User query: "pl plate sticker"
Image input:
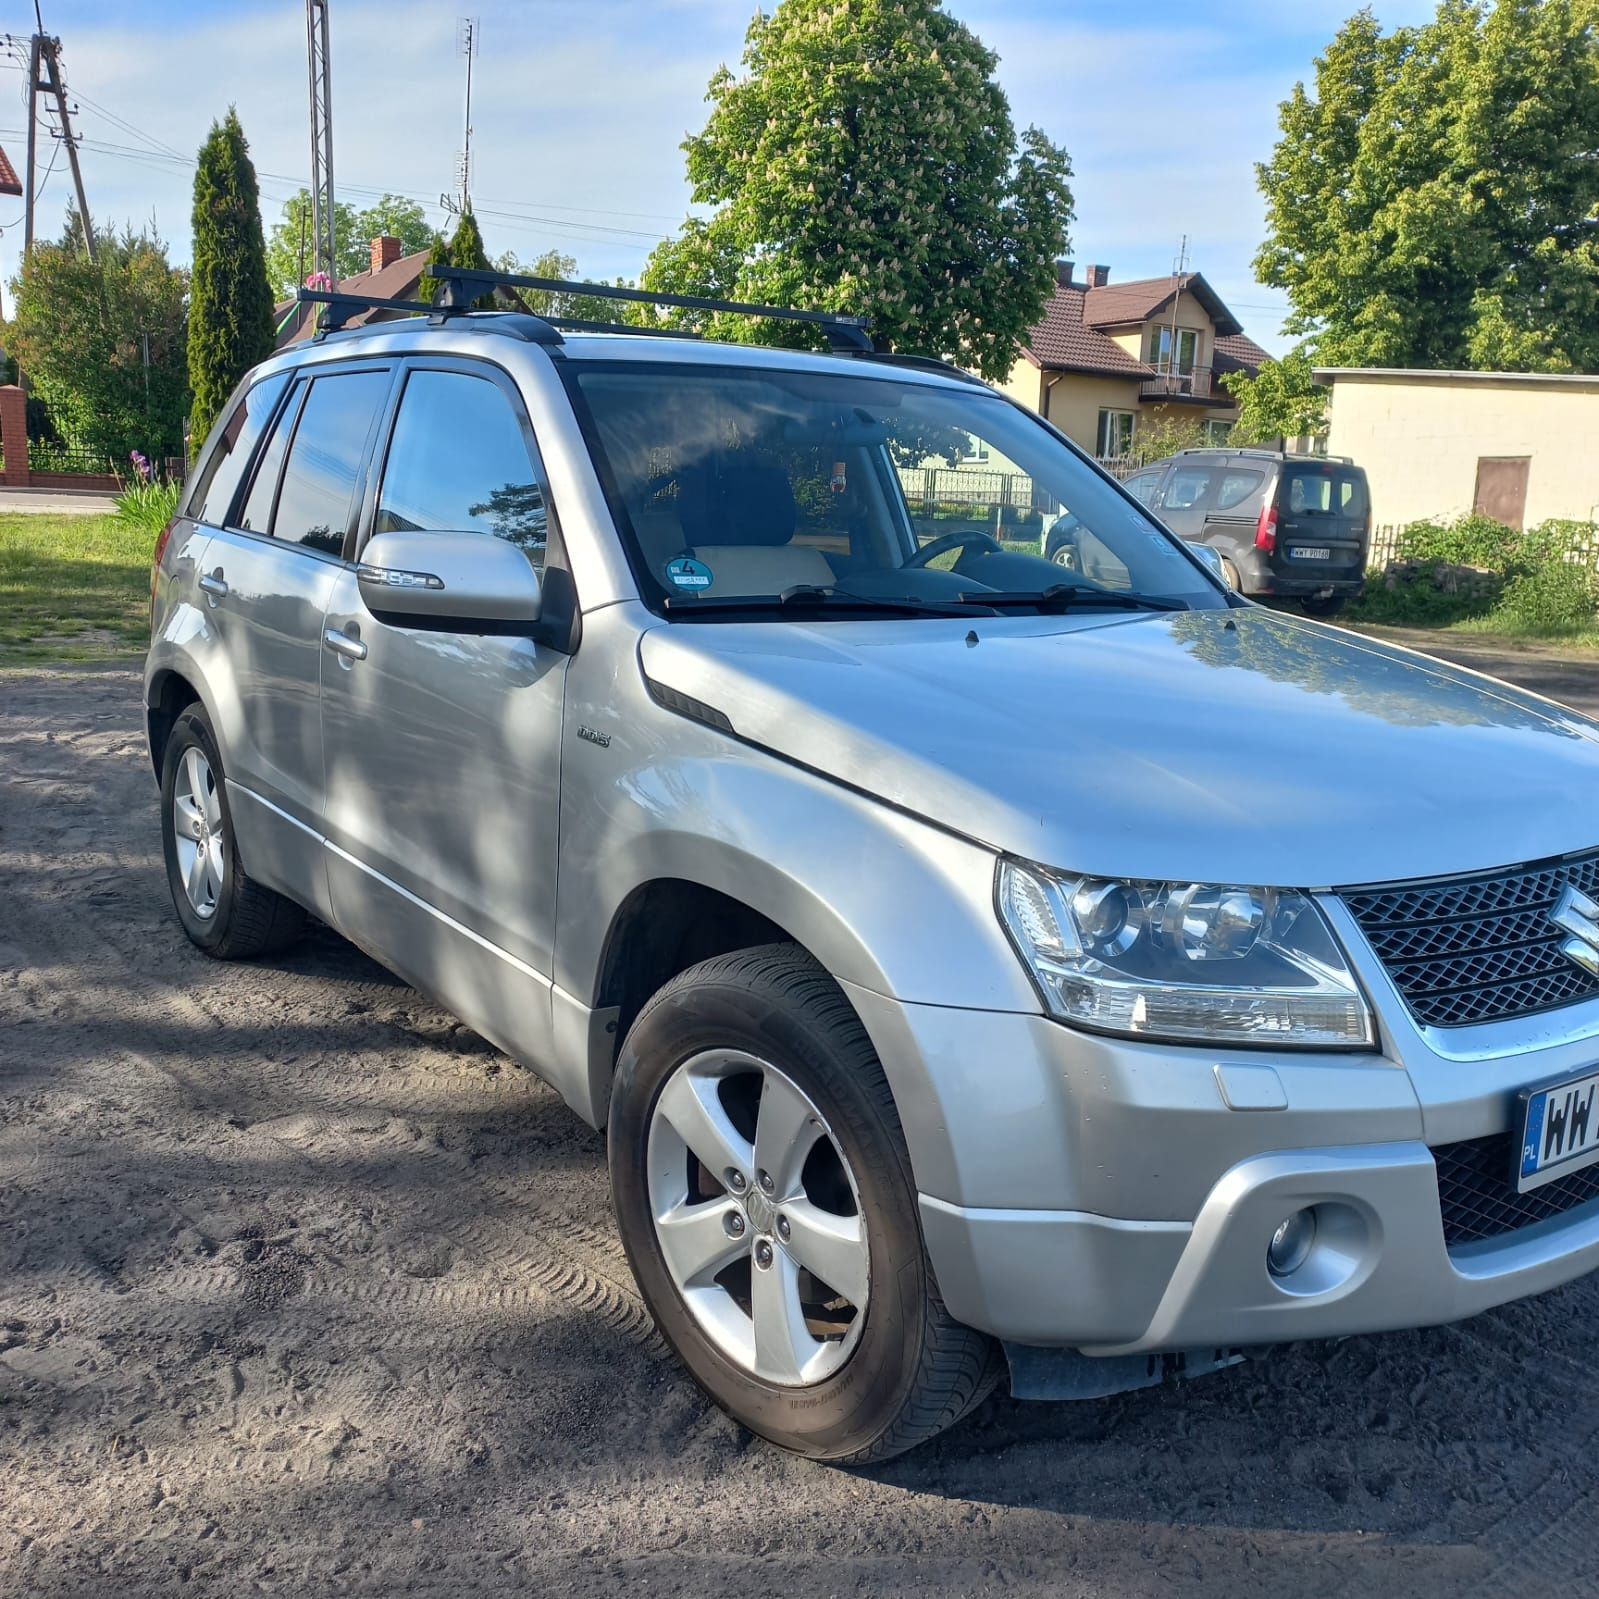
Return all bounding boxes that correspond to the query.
[665,557,714,591]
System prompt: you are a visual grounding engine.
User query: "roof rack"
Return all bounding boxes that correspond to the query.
[295,269,999,382]
[429,264,876,352]
[294,285,563,343]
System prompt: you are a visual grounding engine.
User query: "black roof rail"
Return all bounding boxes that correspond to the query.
[294,285,565,344]
[429,264,875,352]
[842,350,988,386]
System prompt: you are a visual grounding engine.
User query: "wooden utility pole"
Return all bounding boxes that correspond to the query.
[37,36,93,260]
[23,33,40,263]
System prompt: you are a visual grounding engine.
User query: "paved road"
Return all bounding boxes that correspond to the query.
[0,488,116,515]
[4,657,1599,1597]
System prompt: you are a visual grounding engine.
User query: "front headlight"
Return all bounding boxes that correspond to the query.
[997,859,1373,1047]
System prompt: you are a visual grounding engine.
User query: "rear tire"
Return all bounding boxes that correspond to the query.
[608,944,1000,1462]
[160,705,307,959]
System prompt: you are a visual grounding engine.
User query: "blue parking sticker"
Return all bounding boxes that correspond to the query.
[666,557,714,591]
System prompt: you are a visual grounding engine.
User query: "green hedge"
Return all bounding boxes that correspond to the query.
[1349,515,1599,636]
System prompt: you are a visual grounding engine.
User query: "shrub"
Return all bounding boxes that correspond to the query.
[1395,513,1522,570]
[1490,560,1599,634]
[114,476,182,541]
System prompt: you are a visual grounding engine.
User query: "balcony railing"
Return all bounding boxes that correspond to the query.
[1141,364,1213,399]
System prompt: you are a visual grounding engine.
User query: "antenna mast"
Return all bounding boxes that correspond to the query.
[1166,233,1189,392]
[305,0,337,286]
[454,17,478,215]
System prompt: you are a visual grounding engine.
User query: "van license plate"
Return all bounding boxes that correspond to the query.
[1289,546,1330,560]
[1517,1070,1599,1192]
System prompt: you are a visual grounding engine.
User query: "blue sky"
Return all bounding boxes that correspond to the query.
[3,0,1439,354]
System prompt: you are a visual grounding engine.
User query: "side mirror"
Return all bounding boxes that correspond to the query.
[357,530,542,631]
[1188,541,1231,587]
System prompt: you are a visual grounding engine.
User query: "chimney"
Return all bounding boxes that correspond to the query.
[1054,259,1075,288]
[1085,264,1110,288]
[369,235,402,275]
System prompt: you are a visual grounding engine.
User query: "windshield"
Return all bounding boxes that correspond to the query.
[562,359,1226,618]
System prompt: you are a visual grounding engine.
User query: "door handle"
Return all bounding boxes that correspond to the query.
[198,571,228,599]
[323,626,368,662]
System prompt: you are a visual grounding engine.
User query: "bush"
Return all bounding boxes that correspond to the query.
[1490,560,1599,634]
[1394,513,1522,570]
[1352,514,1599,636]
[114,476,181,540]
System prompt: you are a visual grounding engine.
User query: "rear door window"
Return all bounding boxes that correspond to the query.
[1213,469,1266,513]
[375,369,548,564]
[269,370,391,554]
[1283,466,1368,518]
[187,372,289,527]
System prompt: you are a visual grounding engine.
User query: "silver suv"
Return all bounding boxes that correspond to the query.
[147,269,1599,1462]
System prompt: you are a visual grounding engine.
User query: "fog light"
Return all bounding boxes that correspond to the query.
[1267,1209,1317,1278]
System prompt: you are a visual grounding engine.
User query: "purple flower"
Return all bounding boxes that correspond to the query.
[129,450,152,482]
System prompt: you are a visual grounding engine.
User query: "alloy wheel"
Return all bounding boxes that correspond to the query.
[172,747,225,919]
[645,1050,869,1386]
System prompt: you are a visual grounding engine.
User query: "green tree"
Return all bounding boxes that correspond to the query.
[264,190,355,299]
[263,190,435,297]
[1256,0,1599,372]
[1221,346,1329,443]
[493,247,628,323]
[188,109,275,446]
[640,0,1074,378]
[417,209,493,308]
[5,222,189,465]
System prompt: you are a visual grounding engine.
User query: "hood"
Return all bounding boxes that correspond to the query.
[638,608,1599,888]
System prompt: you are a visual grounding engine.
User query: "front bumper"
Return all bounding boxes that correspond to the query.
[843,975,1599,1355]
[921,1141,1599,1354]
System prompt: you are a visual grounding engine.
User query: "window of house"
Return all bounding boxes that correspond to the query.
[1096,408,1135,459]
[1203,419,1234,446]
[268,371,391,554]
[1148,326,1200,375]
[376,370,547,561]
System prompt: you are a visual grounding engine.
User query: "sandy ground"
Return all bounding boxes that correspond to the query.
[6,657,1599,1598]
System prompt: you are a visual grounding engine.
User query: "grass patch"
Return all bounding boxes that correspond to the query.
[0,512,155,665]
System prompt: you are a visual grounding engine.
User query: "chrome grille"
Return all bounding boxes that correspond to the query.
[1434,1134,1599,1246]
[1342,849,1599,1027]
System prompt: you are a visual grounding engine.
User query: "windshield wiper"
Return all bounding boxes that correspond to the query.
[664,584,997,619]
[954,584,1188,614]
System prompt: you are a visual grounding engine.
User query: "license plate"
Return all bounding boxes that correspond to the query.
[1518,1070,1599,1192]
[1289,546,1331,560]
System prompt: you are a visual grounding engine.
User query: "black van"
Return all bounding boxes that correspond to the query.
[1092,449,1372,617]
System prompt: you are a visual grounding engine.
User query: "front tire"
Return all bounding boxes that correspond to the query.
[608,945,999,1462]
[160,705,306,959]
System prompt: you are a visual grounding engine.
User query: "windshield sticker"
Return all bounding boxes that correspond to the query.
[665,556,714,591]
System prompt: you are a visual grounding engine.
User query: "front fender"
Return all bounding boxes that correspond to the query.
[552,608,1038,1015]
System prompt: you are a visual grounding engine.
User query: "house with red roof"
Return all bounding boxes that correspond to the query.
[1001,261,1270,460]
[274,236,431,348]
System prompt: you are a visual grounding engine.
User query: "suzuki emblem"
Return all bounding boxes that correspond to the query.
[1551,883,1599,976]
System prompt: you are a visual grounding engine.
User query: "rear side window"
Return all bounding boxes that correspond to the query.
[187,372,289,527]
[1283,466,1369,517]
[269,371,391,554]
[1161,468,1211,510]
[1213,469,1266,512]
[375,370,547,565]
